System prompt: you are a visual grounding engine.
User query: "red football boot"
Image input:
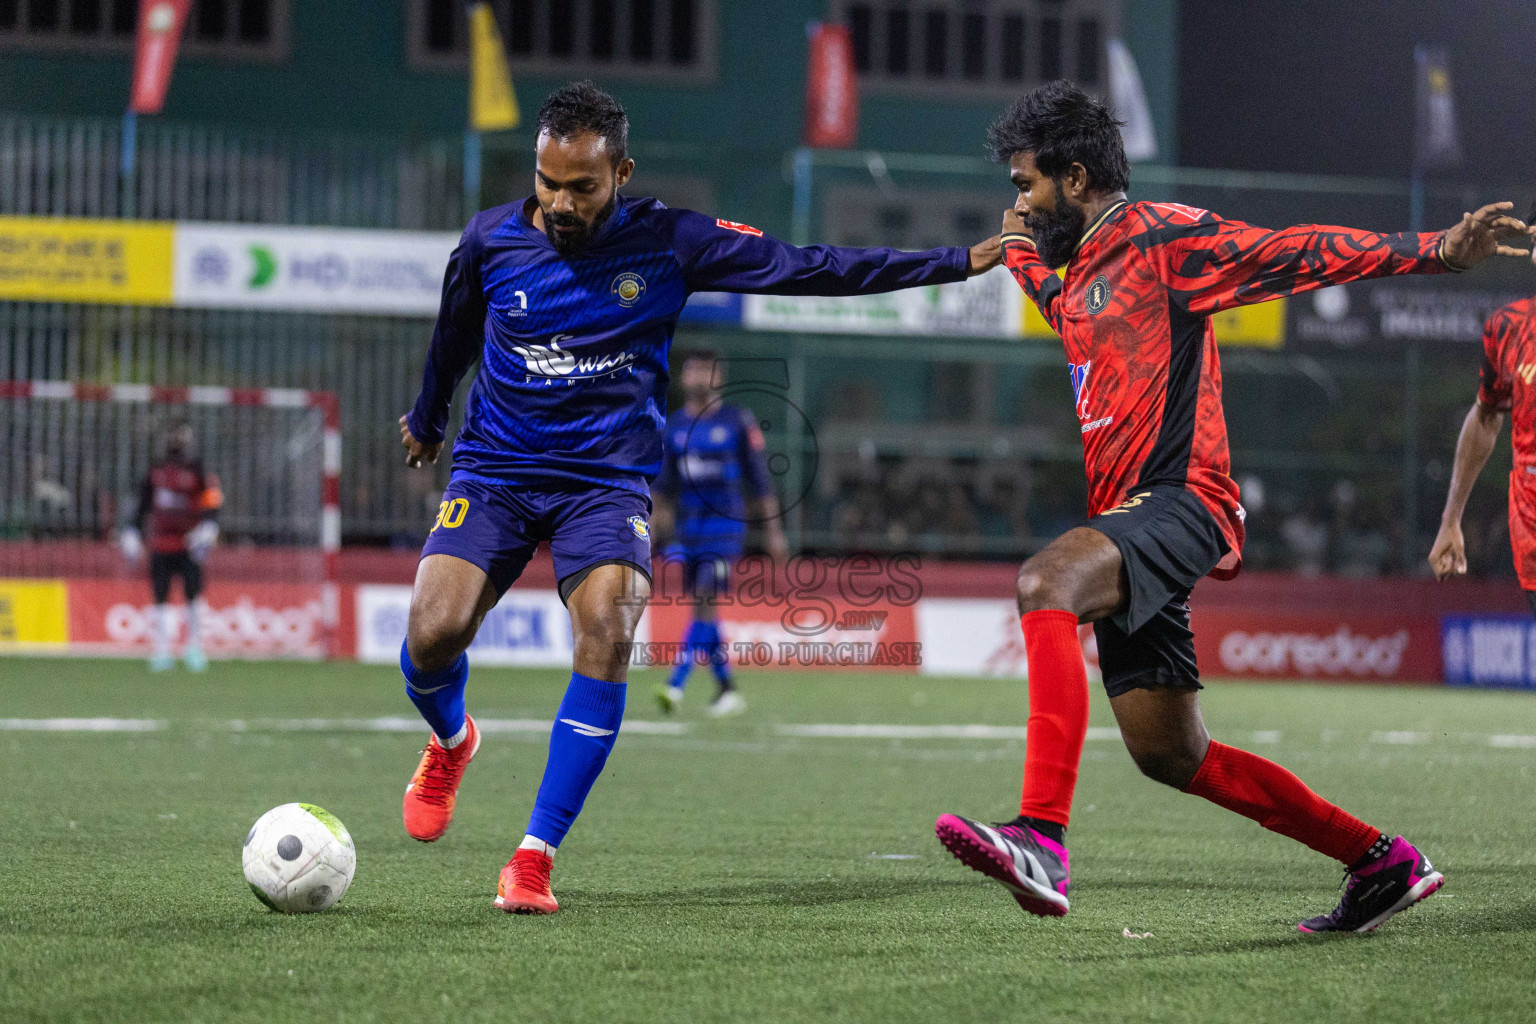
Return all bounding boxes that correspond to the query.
[494,848,559,915]
[401,714,480,842]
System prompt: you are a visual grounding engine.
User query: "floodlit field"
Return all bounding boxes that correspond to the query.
[3,659,1535,1023]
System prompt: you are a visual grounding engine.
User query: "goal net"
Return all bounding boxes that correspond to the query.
[0,381,339,658]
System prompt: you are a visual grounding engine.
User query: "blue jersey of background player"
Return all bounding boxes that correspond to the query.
[395,82,1000,916]
[653,350,786,717]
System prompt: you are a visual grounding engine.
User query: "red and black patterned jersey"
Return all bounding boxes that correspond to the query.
[136,460,223,554]
[1004,200,1455,579]
[1478,296,1536,497]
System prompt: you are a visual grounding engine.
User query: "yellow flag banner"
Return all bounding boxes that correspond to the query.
[469,2,520,132]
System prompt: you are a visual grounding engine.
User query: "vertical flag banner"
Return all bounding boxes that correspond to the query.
[129,0,193,115]
[804,22,858,149]
[1413,45,1461,171]
[469,2,520,132]
[1108,38,1157,162]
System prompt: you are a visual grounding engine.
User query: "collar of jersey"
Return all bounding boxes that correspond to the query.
[1073,199,1129,257]
[510,194,633,256]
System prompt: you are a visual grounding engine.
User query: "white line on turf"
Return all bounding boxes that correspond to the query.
[225,716,688,736]
[0,717,166,731]
[1369,731,1430,745]
[772,724,1125,741]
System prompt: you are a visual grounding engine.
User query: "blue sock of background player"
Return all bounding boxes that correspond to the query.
[667,618,709,691]
[700,620,733,691]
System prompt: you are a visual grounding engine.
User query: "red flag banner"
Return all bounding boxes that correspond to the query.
[804,23,858,149]
[129,0,193,115]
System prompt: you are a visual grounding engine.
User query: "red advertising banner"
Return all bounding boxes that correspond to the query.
[804,23,859,149]
[68,579,333,659]
[1190,610,1442,684]
[129,0,193,115]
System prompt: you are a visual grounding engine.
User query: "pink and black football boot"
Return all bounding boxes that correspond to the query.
[1298,835,1443,934]
[935,813,1070,917]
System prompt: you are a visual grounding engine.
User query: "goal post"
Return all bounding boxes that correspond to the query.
[0,380,341,658]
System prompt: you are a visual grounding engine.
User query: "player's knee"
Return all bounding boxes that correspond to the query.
[405,602,476,673]
[1016,568,1072,615]
[1125,738,1205,790]
[572,615,635,673]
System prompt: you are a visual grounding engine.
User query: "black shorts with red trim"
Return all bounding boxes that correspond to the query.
[1085,484,1229,697]
[149,551,203,604]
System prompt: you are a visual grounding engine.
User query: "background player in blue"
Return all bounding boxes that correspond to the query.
[653,350,787,717]
[394,81,1001,915]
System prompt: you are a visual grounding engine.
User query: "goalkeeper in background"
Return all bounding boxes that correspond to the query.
[120,422,223,672]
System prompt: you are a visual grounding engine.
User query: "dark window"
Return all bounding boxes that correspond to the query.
[590,0,615,59]
[508,0,534,55]
[236,0,269,42]
[668,0,693,63]
[1000,13,1024,80]
[848,4,872,72]
[193,0,226,41]
[879,205,911,239]
[884,8,908,74]
[548,0,573,56]
[1076,18,1099,83]
[960,12,984,80]
[424,0,454,52]
[953,208,986,236]
[109,0,134,35]
[69,0,100,34]
[922,9,946,78]
[631,0,654,61]
[26,0,60,32]
[1039,16,1061,80]
[0,0,16,30]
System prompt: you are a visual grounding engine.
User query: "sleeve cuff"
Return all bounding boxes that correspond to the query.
[1001,233,1035,249]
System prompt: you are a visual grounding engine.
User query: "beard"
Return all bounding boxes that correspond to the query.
[1026,199,1088,270]
[544,190,618,258]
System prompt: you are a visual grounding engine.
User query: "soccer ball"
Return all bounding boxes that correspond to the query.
[242,803,356,913]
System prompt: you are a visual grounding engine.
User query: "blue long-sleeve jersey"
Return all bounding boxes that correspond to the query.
[407,195,970,494]
[655,402,774,547]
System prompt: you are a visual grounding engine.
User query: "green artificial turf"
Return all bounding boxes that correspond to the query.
[2,659,1535,1023]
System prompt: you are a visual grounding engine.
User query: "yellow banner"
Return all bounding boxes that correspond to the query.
[469,3,520,132]
[1020,285,1285,348]
[0,217,173,305]
[0,580,68,647]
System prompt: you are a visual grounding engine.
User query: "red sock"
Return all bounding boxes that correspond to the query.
[1183,741,1381,865]
[1018,610,1090,827]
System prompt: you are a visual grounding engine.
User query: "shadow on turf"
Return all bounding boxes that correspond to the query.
[561,876,974,908]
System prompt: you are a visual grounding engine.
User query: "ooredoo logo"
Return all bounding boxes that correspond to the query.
[104,600,325,653]
[1218,626,1410,677]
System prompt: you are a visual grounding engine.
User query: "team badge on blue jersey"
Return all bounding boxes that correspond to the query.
[627,515,650,539]
[611,272,646,307]
[1085,275,1112,315]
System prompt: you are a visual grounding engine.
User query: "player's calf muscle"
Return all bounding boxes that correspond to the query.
[1016,527,1125,619]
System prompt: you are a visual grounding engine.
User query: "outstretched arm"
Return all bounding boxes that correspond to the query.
[1429,402,1504,580]
[668,211,998,296]
[403,223,487,467]
[1143,202,1531,315]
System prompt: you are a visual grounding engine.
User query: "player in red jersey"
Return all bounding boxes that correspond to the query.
[1430,231,1536,599]
[934,82,1531,933]
[120,423,224,672]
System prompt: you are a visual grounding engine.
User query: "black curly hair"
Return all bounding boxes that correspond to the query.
[535,81,629,164]
[986,80,1130,194]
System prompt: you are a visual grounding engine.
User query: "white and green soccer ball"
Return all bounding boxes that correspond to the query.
[242,803,356,913]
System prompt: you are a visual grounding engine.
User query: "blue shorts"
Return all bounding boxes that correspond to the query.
[661,538,742,599]
[423,476,653,603]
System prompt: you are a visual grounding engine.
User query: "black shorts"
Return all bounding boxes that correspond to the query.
[149,552,203,604]
[1085,485,1229,698]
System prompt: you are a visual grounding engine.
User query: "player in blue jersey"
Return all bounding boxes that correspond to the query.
[395,81,1000,915]
[653,350,788,717]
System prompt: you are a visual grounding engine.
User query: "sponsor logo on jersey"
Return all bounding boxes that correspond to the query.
[511,334,639,380]
[611,272,646,307]
[1068,360,1092,420]
[716,218,763,236]
[627,515,650,539]
[1085,275,1112,315]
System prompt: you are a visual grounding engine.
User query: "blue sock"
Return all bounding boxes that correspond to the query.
[526,672,626,847]
[698,620,733,687]
[668,619,706,690]
[400,640,468,743]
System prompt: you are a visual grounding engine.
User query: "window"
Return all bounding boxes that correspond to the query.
[0,0,287,58]
[408,0,717,82]
[837,0,1114,98]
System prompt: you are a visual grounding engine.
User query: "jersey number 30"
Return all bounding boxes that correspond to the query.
[432,498,469,532]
